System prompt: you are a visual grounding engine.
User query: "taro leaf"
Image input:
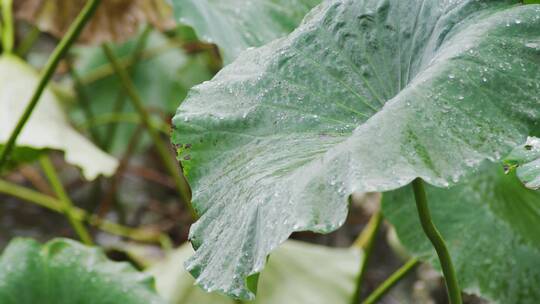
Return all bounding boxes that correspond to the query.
[0,238,164,304]
[72,30,214,154]
[15,0,174,44]
[148,241,361,304]
[0,55,118,180]
[382,163,540,304]
[171,0,320,63]
[504,137,540,189]
[172,0,540,299]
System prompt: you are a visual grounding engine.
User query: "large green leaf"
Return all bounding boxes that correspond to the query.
[382,164,540,303]
[148,240,361,304]
[171,0,320,63]
[0,238,164,304]
[0,55,118,180]
[504,136,540,189]
[172,0,540,299]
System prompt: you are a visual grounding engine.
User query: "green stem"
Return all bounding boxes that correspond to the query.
[0,178,160,242]
[0,0,101,171]
[350,211,383,304]
[102,25,151,151]
[39,156,93,245]
[67,59,102,144]
[79,41,182,86]
[362,258,420,304]
[78,112,170,135]
[1,0,13,54]
[412,178,462,304]
[102,43,196,219]
[16,25,40,57]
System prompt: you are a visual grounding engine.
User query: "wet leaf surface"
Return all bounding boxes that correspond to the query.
[148,240,362,304]
[172,0,540,299]
[504,137,540,189]
[0,238,164,304]
[171,0,320,63]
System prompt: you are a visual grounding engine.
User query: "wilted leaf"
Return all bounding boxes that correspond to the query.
[0,238,165,304]
[0,55,118,180]
[172,0,540,299]
[148,241,362,304]
[15,0,175,44]
[383,164,540,304]
[171,0,320,63]
[504,137,540,189]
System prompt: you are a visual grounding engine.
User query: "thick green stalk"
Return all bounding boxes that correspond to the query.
[1,0,13,54]
[102,43,196,219]
[0,178,162,242]
[0,0,101,170]
[412,178,462,304]
[350,211,383,304]
[40,156,93,245]
[362,258,420,304]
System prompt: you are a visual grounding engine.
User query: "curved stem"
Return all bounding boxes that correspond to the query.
[0,0,101,171]
[102,43,197,219]
[40,156,93,245]
[412,178,462,304]
[1,0,14,54]
[362,258,420,304]
[350,211,383,304]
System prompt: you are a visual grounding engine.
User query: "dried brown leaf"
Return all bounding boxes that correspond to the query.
[15,0,175,44]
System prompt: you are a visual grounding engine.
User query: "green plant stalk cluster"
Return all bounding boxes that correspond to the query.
[412,178,462,304]
[101,43,196,219]
[0,0,102,171]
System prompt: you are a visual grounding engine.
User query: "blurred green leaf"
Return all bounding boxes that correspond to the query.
[504,137,540,189]
[172,0,540,299]
[0,55,117,179]
[0,238,165,304]
[171,0,320,63]
[383,164,540,303]
[71,29,214,154]
[148,240,362,303]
